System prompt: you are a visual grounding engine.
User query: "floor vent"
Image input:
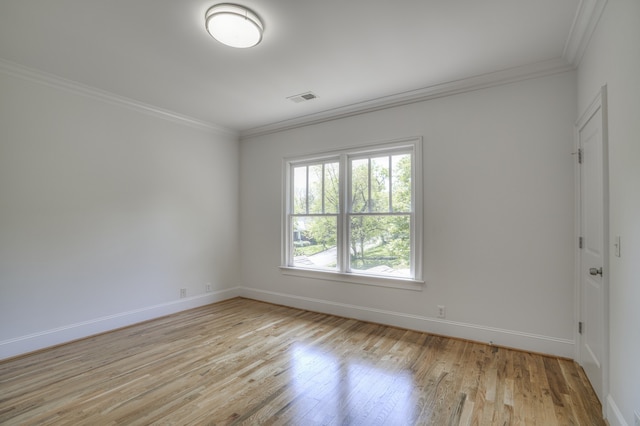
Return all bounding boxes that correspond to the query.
[287,92,318,103]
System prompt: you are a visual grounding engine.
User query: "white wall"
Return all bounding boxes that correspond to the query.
[0,68,240,359]
[577,0,640,424]
[240,71,577,357]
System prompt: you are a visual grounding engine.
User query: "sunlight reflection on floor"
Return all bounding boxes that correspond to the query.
[290,344,415,424]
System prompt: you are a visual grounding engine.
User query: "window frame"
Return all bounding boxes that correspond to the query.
[281,137,424,290]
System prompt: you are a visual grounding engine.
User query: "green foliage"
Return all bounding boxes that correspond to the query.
[349,153,412,268]
[293,244,327,257]
[306,216,337,250]
[349,215,410,269]
[292,152,412,273]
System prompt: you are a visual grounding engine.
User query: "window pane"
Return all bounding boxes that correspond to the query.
[370,156,390,213]
[286,141,420,282]
[351,158,369,213]
[391,154,412,212]
[293,166,307,214]
[292,216,338,270]
[308,164,323,214]
[349,215,410,278]
[324,162,340,213]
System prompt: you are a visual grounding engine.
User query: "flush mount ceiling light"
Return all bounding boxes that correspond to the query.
[205,3,263,48]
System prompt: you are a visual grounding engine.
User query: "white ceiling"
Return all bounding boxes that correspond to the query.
[0,0,588,135]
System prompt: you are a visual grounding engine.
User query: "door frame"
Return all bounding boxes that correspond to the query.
[574,85,609,409]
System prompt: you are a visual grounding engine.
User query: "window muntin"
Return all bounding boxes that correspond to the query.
[284,139,422,283]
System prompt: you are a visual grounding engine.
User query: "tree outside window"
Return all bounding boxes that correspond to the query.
[285,139,421,282]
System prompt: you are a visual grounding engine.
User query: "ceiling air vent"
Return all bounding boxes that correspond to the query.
[287,92,318,103]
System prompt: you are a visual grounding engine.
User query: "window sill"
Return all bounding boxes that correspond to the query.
[279,266,425,291]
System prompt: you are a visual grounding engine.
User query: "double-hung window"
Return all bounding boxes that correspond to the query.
[282,138,423,287]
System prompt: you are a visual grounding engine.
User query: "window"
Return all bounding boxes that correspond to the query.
[282,138,423,287]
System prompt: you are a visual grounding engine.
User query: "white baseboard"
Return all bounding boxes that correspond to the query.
[606,395,628,426]
[240,287,575,358]
[0,287,241,361]
[2,286,576,362]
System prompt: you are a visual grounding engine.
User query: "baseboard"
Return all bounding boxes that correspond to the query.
[606,394,628,426]
[240,287,575,358]
[0,287,241,361]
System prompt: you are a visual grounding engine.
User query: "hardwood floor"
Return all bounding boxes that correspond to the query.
[0,298,604,425]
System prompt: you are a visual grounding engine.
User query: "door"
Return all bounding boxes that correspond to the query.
[577,86,608,405]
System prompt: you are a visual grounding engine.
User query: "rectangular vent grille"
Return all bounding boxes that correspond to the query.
[287,92,318,103]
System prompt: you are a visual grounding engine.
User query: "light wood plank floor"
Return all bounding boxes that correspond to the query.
[0,298,604,425]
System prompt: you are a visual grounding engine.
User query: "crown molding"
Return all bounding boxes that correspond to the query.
[240,58,574,140]
[0,58,237,137]
[563,0,608,66]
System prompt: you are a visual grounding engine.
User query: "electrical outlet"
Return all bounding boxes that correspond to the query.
[205,283,212,292]
[437,305,446,319]
[180,288,187,298]
[614,236,621,257]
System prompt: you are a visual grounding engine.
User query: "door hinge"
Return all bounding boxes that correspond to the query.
[578,148,583,164]
[579,321,583,334]
[579,236,583,249]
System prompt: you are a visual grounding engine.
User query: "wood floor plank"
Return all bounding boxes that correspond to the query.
[0,298,606,425]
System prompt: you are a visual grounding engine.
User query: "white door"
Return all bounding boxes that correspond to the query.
[578,87,608,405]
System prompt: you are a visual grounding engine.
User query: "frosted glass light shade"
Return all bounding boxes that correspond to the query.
[205,4,263,48]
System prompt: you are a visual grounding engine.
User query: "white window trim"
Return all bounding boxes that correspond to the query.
[281,137,424,290]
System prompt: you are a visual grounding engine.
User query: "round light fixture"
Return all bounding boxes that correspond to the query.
[205,3,263,49]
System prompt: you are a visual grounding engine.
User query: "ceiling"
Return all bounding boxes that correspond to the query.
[0,0,591,136]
